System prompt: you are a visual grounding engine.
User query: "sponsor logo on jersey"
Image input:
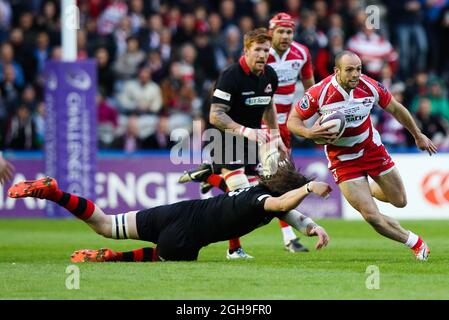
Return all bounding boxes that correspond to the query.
[214,88,231,101]
[292,61,301,70]
[264,84,273,93]
[242,91,255,96]
[345,114,367,122]
[362,97,374,107]
[377,81,387,93]
[245,96,272,106]
[299,95,309,110]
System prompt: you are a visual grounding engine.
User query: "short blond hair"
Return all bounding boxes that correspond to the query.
[243,28,272,50]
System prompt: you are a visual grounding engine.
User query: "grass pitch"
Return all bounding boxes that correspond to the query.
[0,219,448,300]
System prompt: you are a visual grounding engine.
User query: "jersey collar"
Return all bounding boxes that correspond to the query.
[331,74,353,100]
[270,46,291,62]
[239,55,265,75]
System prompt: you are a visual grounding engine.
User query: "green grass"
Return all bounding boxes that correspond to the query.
[1,219,448,299]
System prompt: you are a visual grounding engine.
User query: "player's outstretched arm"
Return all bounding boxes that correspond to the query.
[385,96,438,156]
[264,181,332,212]
[279,210,330,250]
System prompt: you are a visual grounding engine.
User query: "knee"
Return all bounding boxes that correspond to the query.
[391,195,407,208]
[88,219,112,238]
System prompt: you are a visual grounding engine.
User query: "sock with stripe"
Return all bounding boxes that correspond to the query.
[47,189,95,221]
[115,247,157,262]
[405,231,421,249]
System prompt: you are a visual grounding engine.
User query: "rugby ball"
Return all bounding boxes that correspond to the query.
[314,111,346,145]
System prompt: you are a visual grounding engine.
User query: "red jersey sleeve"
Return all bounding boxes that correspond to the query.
[300,46,314,80]
[362,75,392,109]
[294,87,320,120]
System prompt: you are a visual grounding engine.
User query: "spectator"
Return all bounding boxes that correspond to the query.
[128,0,146,33]
[18,12,38,49]
[179,43,197,86]
[223,25,242,64]
[21,85,38,112]
[253,0,270,28]
[194,5,209,34]
[113,17,133,57]
[314,0,330,32]
[347,19,398,80]
[143,49,168,84]
[95,47,115,97]
[238,16,255,36]
[158,28,172,63]
[145,116,175,149]
[0,0,12,42]
[111,114,150,153]
[172,13,197,45]
[5,104,39,150]
[315,29,344,81]
[97,0,128,36]
[193,31,219,93]
[411,77,449,122]
[116,67,162,115]
[33,101,45,147]
[438,4,449,79]
[160,61,196,133]
[284,0,302,24]
[413,97,449,150]
[377,82,408,150]
[138,14,164,52]
[387,1,428,79]
[0,42,25,87]
[97,92,119,148]
[379,64,395,90]
[0,64,22,113]
[405,71,429,106]
[113,35,146,81]
[295,9,327,62]
[34,31,51,76]
[220,0,238,29]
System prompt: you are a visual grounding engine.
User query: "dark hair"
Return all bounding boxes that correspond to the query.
[258,159,311,196]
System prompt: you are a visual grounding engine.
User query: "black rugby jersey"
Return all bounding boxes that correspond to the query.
[210,56,278,165]
[140,186,283,247]
[212,56,278,129]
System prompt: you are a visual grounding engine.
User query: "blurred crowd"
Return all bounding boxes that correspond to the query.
[0,0,449,153]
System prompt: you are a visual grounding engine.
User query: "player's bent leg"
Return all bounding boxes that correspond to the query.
[339,178,409,242]
[370,167,407,208]
[339,177,429,260]
[9,177,111,236]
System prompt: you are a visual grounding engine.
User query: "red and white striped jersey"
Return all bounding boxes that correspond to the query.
[267,41,313,123]
[294,74,393,169]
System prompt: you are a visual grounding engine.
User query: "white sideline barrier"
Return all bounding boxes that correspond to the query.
[343,154,449,220]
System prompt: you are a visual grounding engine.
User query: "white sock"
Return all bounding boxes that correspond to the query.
[111,213,129,239]
[282,226,297,245]
[405,231,419,248]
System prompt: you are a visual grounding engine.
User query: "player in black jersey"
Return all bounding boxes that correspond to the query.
[179,28,290,259]
[8,161,331,262]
